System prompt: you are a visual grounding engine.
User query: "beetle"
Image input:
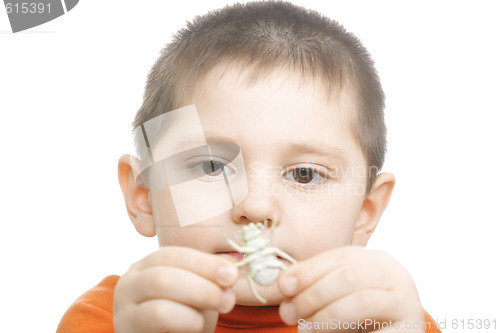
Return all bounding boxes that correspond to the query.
[226,217,296,303]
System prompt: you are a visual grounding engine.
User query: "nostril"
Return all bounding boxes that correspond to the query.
[235,216,253,224]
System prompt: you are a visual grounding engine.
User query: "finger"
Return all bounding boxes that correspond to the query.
[132,246,239,287]
[279,247,394,297]
[201,309,219,333]
[134,298,204,333]
[299,290,418,333]
[280,261,397,324]
[132,266,236,313]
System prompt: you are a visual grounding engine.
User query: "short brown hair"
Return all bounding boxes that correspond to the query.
[133,0,386,191]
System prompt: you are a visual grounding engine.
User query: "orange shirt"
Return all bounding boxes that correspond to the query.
[57,275,441,333]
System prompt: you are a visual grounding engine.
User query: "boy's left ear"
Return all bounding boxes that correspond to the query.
[352,172,395,246]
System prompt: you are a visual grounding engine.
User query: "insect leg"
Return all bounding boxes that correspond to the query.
[247,274,267,304]
[233,254,254,267]
[226,238,253,253]
[270,248,297,264]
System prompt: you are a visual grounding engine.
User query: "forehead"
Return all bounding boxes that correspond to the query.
[192,62,353,111]
[186,65,361,152]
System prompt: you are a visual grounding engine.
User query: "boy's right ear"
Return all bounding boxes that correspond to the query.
[117,155,156,237]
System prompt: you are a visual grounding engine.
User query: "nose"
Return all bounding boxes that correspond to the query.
[230,162,281,225]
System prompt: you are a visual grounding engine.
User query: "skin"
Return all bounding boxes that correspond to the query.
[115,66,424,332]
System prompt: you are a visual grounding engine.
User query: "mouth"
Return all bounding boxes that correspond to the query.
[217,251,245,261]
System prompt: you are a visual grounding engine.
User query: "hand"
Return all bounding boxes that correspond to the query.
[114,246,239,333]
[278,246,425,332]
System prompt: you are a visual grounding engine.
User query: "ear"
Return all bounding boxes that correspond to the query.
[117,154,156,237]
[352,172,395,246]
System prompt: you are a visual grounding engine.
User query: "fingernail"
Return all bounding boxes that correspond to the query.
[218,265,238,285]
[219,290,235,313]
[280,302,297,324]
[280,276,297,295]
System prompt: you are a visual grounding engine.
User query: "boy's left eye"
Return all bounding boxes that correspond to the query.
[291,168,315,183]
[283,164,333,185]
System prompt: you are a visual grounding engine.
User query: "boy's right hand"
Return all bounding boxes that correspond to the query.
[113,246,239,333]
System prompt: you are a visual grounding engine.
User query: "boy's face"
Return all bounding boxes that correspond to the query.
[147,66,373,305]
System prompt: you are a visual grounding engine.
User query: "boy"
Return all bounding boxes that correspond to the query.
[57,1,440,332]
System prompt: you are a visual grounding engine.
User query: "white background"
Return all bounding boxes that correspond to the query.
[1,1,499,331]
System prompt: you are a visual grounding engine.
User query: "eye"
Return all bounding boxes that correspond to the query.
[292,168,315,183]
[188,157,235,181]
[283,164,334,185]
[201,160,225,176]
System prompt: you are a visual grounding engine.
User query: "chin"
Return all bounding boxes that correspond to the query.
[232,274,285,306]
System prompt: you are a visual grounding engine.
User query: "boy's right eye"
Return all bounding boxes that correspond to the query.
[199,160,225,176]
[188,157,236,181]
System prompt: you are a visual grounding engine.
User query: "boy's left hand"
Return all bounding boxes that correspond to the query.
[278,246,425,332]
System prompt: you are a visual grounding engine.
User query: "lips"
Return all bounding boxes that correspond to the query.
[218,251,245,261]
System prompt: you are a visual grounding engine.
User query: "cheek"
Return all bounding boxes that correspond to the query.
[292,219,355,258]
[150,189,181,227]
[149,190,186,247]
[155,227,215,249]
[284,193,364,257]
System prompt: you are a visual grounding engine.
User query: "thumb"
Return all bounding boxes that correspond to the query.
[201,309,219,333]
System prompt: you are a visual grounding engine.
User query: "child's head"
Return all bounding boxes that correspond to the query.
[118,1,395,305]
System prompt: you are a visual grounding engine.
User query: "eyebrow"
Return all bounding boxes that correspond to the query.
[278,141,348,165]
[171,135,348,164]
[173,135,231,150]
